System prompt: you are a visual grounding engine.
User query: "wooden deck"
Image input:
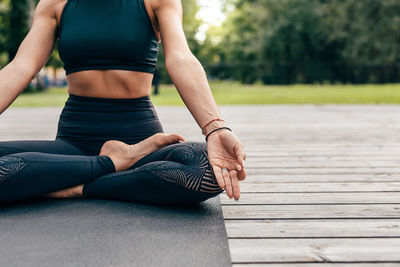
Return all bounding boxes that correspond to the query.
[215,105,400,266]
[1,105,400,265]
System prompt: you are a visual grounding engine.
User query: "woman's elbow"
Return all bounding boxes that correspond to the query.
[8,59,37,81]
[165,51,198,71]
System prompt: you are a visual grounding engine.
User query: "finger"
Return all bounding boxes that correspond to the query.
[222,168,233,198]
[162,133,185,144]
[212,165,225,189]
[171,133,186,142]
[230,170,240,200]
[237,167,247,181]
[236,163,242,172]
[235,145,247,170]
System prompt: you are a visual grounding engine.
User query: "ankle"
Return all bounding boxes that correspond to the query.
[72,185,84,198]
[107,155,124,172]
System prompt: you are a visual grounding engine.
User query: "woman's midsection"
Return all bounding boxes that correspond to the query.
[56,94,164,155]
[66,70,154,99]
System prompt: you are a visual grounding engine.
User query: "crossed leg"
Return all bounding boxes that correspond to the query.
[83,141,224,205]
[0,139,114,202]
[0,136,223,205]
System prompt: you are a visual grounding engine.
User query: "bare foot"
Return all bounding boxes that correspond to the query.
[43,133,185,199]
[43,185,84,199]
[100,133,186,172]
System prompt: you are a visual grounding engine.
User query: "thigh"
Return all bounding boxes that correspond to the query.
[0,139,85,157]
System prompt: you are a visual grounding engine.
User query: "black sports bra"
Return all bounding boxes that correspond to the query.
[58,0,159,75]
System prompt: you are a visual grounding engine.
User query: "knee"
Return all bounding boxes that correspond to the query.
[145,142,223,204]
[0,155,27,181]
[165,142,208,167]
[0,144,12,158]
[185,143,225,195]
[0,155,28,202]
[152,145,224,197]
[0,142,27,157]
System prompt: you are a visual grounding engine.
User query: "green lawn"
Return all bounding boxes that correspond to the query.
[10,82,400,107]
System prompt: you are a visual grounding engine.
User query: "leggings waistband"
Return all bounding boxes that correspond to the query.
[68,94,151,104]
[56,93,164,153]
[64,94,155,113]
[60,93,158,119]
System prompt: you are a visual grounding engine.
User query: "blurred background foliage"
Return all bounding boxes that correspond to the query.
[0,0,399,85]
[208,0,400,84]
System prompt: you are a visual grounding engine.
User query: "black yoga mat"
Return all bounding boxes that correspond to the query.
[0,197,231,267]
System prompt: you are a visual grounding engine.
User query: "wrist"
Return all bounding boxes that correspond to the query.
[205,126,232,141]
[202,120,227,136]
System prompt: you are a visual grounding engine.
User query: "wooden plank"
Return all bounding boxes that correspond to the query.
[246,167,400,175]
[241,144,400,147]
[250,159,400,167]
[236,182,400,193]
[229,238,400,263]
[222,204,400,219]
[242,149,400,154]
[244,144,400,148]
[246,161,400,168]
[248,153,400,158]
[235,174,398,183]
[246,151,400,157]
[240,143,400,148]
[220,192,400,205]
[237,145,400,151]
[225,219,400,238]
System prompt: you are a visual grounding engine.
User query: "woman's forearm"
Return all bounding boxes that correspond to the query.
[166,53,227,135]
[0,61,35,115]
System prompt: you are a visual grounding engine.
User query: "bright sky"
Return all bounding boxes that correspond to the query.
[197,0,225,26]
[195,0,225,42]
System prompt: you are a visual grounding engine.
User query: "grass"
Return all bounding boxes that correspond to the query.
[10,82,400,107]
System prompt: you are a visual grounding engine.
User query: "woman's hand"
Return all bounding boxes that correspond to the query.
[207,129,246,200]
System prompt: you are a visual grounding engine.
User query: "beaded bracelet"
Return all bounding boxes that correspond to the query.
[201,118,225,135]
[205,127,232,141]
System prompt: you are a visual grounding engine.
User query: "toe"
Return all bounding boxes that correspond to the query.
[154,133,185,146]
[170,133,186,143]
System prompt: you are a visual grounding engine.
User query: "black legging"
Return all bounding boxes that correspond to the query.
[0,94,223,205]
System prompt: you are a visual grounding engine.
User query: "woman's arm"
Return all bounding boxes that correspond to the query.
[153,0,246,200]
[0,0,58,114]
[152,0,226,133]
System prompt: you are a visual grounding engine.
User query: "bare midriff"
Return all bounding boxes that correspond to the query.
[66,70,154,99]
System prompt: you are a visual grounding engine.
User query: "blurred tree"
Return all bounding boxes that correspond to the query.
[182,0,202,55]
[0,0,9,67]
[209,0,339,84]
[206,0,400,84]
[325,0,400,83]
[6,0,30,63]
